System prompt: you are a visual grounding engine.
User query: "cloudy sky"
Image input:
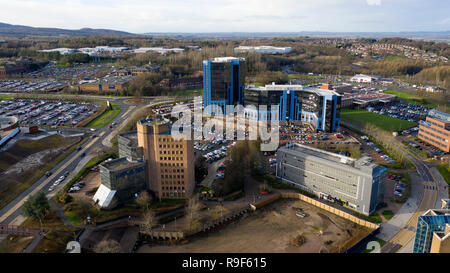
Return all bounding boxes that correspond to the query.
[0,0,449,33]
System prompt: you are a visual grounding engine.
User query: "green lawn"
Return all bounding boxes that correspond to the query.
[384,90,436,107]
[436,164,450,185]
[0,95,13,101]
[382,210,395,220]
[64,211,83,226]
[85,102,121,129]
[169,89,203,97]
[368,213,382,224]
[341,109,417,132]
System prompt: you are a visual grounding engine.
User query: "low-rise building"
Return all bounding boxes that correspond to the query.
[94,158,147,209]
[276,143,386,215]
[351,74,381,83]
[159,76,203,91]
[418,109,450,153]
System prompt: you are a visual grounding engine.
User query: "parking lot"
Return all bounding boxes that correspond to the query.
[29,62,111,81]
[368,102,431,123]
[0,98,101,127]
[0,80,65,93]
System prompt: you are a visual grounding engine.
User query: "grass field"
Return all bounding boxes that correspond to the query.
[86,102,121,129]
[384,90,436,107]
[0,135,86,210]
[341,109,417,132]
[382,210,395,220]
[436,164,450,186]
[169,89,202,97]
[0,96,13,101]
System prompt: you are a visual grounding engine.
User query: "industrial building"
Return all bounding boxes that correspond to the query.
[73,76,134,93]
[350,74,382,83]
[203,57,246,113]
[276,143,386,215]
[244,84,342,132]
[137,119,195,200]
[234,46,292,54]
[413,199,450,253]
[418,109,450,153]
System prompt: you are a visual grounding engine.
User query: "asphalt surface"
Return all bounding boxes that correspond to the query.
[0,96,143,226]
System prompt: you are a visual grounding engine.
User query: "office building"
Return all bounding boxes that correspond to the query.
[203,57,246,113]
[118,131,144,162]
[137,119,195,200]
[244,84,342,132]
[413,199,450,253]
[276,143,386,215]
[418,109,450,152]
[93,158,147,209]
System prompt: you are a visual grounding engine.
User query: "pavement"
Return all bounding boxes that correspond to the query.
[200,158,226,188]
[0,96,187,251]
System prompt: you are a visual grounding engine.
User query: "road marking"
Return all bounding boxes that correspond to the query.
[121,106,135,118]
[0,137,100,223]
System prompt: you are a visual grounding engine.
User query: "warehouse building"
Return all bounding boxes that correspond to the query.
[276,143,386,215]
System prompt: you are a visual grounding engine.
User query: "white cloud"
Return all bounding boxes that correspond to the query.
[0,0,447,33]
[366,0,381,5]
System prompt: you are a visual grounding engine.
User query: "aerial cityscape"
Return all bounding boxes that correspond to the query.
[0,0,449,264]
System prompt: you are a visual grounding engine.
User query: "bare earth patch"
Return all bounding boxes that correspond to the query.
[137,199,372,253]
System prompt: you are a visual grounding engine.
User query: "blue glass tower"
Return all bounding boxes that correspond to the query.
[203,57,245,114]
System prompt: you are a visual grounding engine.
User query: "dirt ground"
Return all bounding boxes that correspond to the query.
[137,199,373,253]
[69,171,101,202]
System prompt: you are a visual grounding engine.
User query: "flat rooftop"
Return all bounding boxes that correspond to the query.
[279,143,379,172]
[246,84,340,97]
[101,157,143,172]
[209,57,245,63]
[428,109,450,123]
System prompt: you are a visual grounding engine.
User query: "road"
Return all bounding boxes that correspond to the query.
[0,95,187,234]
[380,144,443,253]
[341,123,447,253]
[0,96,143,226]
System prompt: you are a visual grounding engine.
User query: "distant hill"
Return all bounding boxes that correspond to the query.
[0,22,137,37]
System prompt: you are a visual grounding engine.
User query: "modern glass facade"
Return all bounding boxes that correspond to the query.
[413,213,450,253]
[203,57,246,114]
[243,85,342,133]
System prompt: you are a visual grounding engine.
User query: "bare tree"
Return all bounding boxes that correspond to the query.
[136,191,152,213]
[140,210,156,233]
[93,239,122,253]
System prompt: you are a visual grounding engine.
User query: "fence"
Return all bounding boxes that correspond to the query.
[0,127,20,147]
[249,192,379,230]
[0,224,39,237]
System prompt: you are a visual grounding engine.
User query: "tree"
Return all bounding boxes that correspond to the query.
[140,210,156,233]
[22,192,51,232]
[93,239,122,253]
[136,191,152,213]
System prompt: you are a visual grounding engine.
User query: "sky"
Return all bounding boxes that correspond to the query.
[0,0,449,33]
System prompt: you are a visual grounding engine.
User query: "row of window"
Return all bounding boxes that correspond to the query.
[419,133,448,148]
[422,124,449,137]
[159,150,184,155]
[161,174,185,179]
[161,168,184,173]
[160,162,184,167]
[159,143,184,148]
[159,138,183,144]
[161,192,185,198]
[159,157,184,162]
